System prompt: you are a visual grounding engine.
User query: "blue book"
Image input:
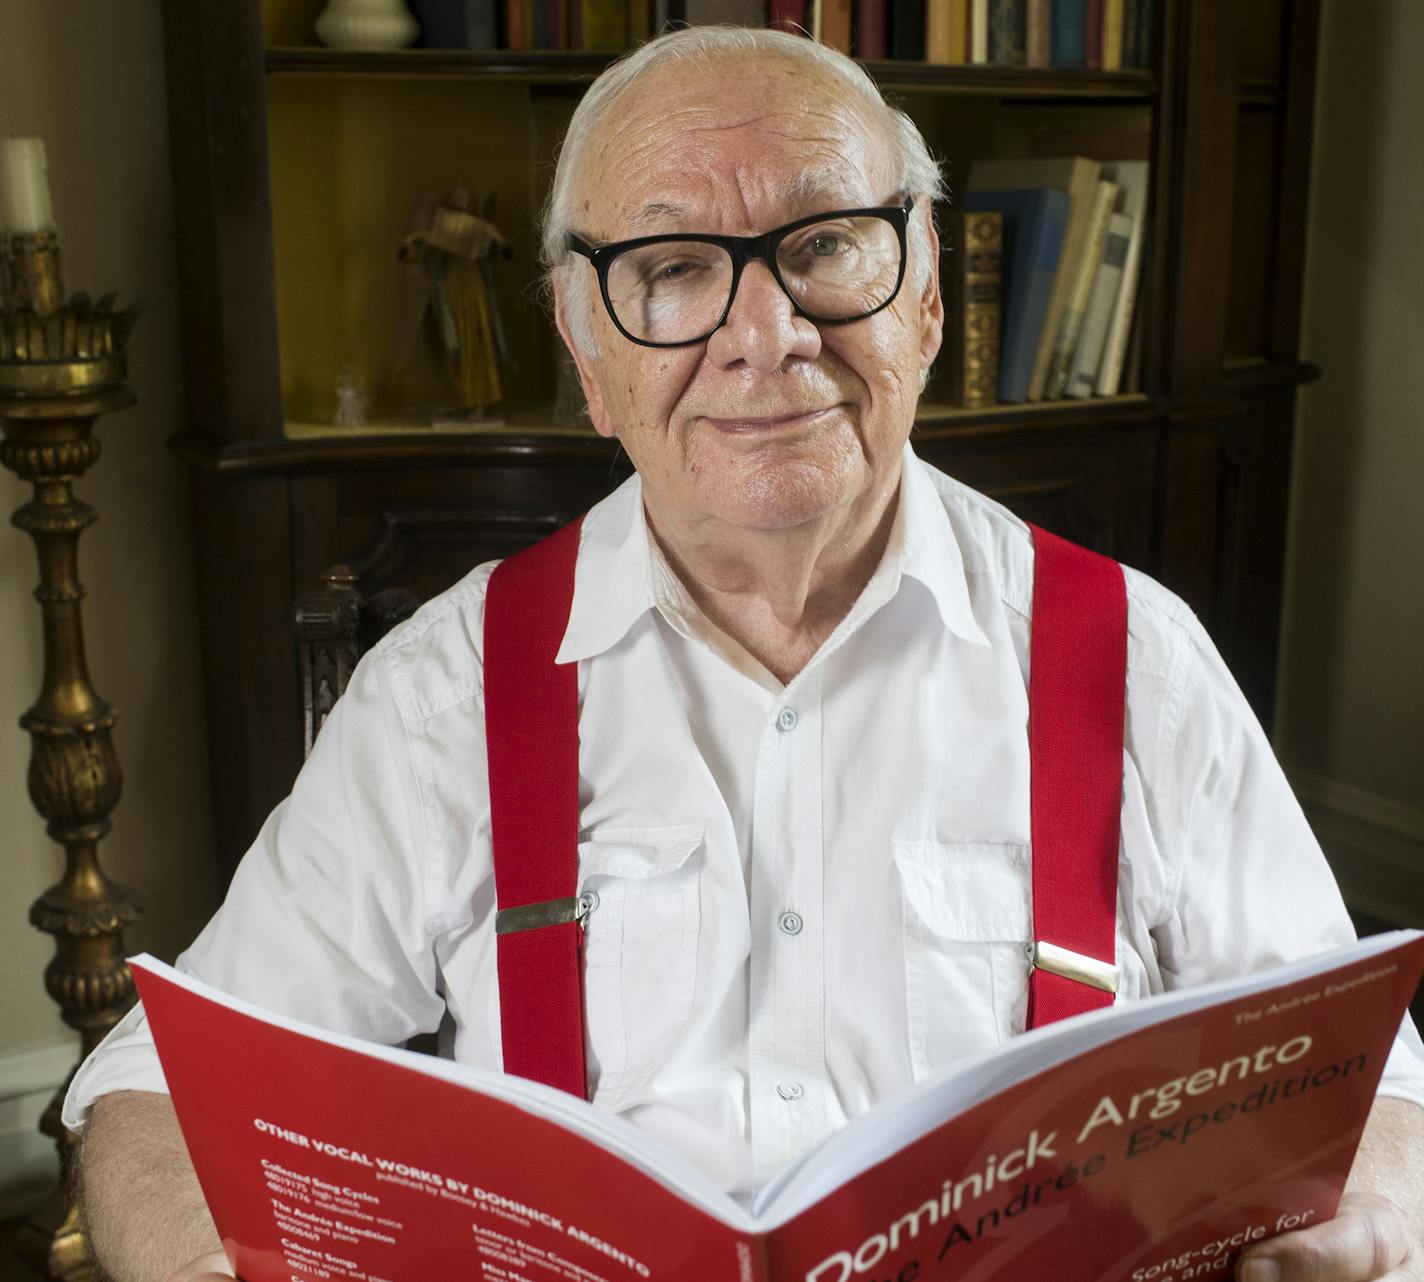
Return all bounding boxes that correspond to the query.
[1051,0,1085,66]
[962,189,1069,403]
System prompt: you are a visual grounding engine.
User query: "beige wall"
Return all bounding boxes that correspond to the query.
[1275,0,1424,922]
[0,0,217,1071]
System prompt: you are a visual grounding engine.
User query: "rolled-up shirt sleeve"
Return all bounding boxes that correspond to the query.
[64,636,441,1131]
[1151,603,1424,1110]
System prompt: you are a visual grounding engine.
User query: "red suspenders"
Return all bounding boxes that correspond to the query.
[484,518,1126,1100]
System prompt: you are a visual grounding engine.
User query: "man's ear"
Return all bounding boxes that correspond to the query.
[553,275,615,439]
[917,215,945,375]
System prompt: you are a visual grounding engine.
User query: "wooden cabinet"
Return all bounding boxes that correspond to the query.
[160,1,1321,882]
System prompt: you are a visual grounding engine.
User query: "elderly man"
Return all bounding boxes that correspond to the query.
[72,25,1424,1282]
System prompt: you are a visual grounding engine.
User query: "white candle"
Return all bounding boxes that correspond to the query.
[1,137,56,234]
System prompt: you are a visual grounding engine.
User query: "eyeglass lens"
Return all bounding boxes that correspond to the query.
[604,213,902,345]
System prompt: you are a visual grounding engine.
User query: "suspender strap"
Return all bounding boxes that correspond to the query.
[1026,524,1127,1029]
[484,517,588,1099]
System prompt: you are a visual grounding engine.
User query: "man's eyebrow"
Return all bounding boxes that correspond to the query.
[626,201,689,230]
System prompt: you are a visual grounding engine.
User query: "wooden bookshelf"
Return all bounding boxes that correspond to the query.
[162,0,1323,882]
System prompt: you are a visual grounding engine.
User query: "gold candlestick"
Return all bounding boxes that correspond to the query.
[1,228,142,1282]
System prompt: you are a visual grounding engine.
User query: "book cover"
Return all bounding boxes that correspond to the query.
[1051,0,1084,66]
[889,0,925,59]
[855,0,887,57]
[132,932,1424,1282]
[939,209,1003,407]
[962,188,1068,403]
[1094,159,1149,395]
[819,0,853,51]
[1067,209,1132,397]
[966,155,1101,400]
[1044,176,1116,398]
[1103,0,1123,69]
[987,0,1025,65]
[1024,0,1050,66]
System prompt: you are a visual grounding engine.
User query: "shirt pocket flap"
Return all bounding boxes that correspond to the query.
[578,822,707,882]
[892,841,1030,942]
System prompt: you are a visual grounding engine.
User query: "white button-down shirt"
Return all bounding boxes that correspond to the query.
[65,443,1424,1202]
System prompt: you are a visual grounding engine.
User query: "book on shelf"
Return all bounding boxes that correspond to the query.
[889,0,925,58]
[853,0,887,57]
[132,932,1424,1282]
[969,0,988,63]
[819,0,853,52]
[1050,0,1084,66]
[1102,0,1123,69]
[987,0,1025,66]
[409,0,499,49]
[926,0,969,64]
[967,155,1101,401]
[769,0,807,33]
[1083,0,1103,68]
[1094,159,1150,396]
[1025,0,1051,66]
[939,209,1003,408]
[1045,176,1117,399]
[1066,207,1131,398]
[958,188,1065,404]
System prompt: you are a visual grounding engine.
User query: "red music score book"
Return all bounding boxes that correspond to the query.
[132,931,1424,1282]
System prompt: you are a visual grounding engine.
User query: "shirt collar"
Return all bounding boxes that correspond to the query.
[555,441,989,665]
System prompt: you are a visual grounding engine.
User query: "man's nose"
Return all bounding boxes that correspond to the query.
[705,259,822,372]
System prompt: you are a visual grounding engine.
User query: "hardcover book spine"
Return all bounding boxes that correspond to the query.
[1067,210,1131,398]
[1135,0,1154,69]
[1121,0,1139,67]
[506,0,531,48]
[1024,0,1050,66]
[1051,0,1084,66]
[627,0,650,43]
[970,0,989,62]
[888,0,924,58]
[819,0,853,51]
[988,0,1025,65]
[467,0,498,47]
[928,0,968,63]
[769,0,807,32]
[1102,0,1123,69]
[1083,0,1103,67]
[960,210,1003,407]
[1045,178,1116,398]
[855,0,887,57]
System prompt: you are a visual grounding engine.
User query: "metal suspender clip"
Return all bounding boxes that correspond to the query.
[496,891,599,936]
[1031,940,1120,995]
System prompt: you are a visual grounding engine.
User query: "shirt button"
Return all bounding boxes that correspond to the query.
[776,707,798,732]
[778,910,804,936]
[776,1081,804,1101]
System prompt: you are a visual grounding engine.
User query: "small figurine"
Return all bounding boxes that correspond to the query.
[333,365,368,428]
[396,188,511,421]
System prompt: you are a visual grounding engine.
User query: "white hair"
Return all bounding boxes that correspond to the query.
[541,25,947,356]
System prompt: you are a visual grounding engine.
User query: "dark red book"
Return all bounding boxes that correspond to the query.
[1084,0,1105,67]
[855,0,886,57]
[769,0,806,32]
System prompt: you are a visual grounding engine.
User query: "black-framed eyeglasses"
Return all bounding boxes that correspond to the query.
[566,194,914,348]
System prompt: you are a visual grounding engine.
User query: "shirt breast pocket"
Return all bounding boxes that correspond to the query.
[892,841,1032,1080]
[578,823,705,1110]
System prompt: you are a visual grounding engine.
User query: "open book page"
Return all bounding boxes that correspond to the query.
[132,931,1424,1282]
[760,931,1424,1282]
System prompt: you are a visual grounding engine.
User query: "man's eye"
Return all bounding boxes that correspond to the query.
[644,258,704,287]
[809,234,845,256]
